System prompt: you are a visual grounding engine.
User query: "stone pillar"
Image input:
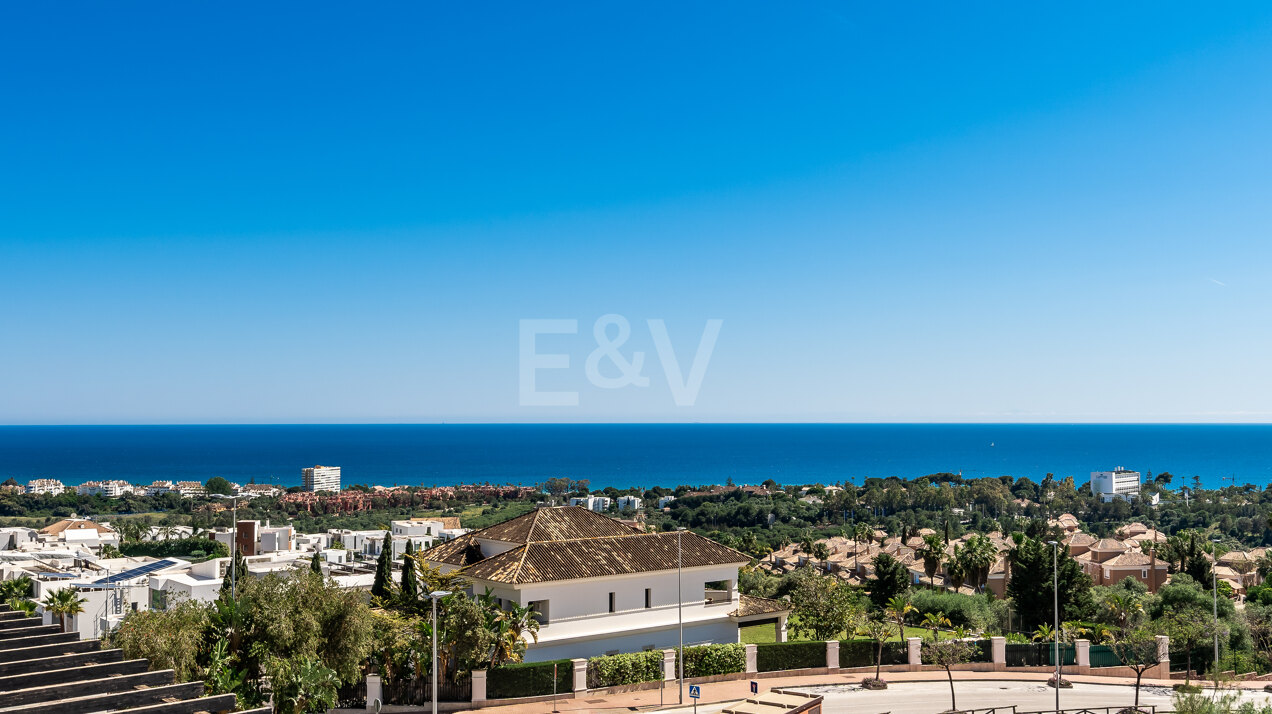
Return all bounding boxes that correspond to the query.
[1075,639,1090,669]
[907,637,922,671]
[663,649,677,681]
[777,615,788,643]
[991,636,1006,672]
[471,669,487,703]
[826,640,840,670]
[1155,635,1171,679]
[745,644,758,674]
[571,658,587,697]
[365,674,381,711]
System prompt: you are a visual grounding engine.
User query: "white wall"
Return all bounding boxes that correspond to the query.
[525,620,739,662]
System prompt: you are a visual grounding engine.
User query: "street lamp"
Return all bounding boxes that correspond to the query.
[676,527,686,705]
[230,496,238,599]
[1047,540,1060,714]
[430,590,452,714]
[1210,535,1222,688]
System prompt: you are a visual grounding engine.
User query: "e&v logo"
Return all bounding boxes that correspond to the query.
[519,315,722,407]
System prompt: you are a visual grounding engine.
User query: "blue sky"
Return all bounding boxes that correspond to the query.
[3,4,1272,424]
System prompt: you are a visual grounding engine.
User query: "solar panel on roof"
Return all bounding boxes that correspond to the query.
[92,558,180,584]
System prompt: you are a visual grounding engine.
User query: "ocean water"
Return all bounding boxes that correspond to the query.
[0,424,1269,490]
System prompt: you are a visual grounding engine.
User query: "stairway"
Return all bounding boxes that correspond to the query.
[0,603,271,714]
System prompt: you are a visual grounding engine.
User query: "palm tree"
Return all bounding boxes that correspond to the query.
[490,603,541,666]
[852,523,872,573]
[810,542,831,573]
[945,545,967,592]
[960,534,997,592]
[921,611,951,641]
[916,534,945,589]
[5,597,36,616]
[41,588,87,633]
[1105,592,1142,630]
[885,596,916,644]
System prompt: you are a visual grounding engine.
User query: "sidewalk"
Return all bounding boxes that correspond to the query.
[453,670,1272,714]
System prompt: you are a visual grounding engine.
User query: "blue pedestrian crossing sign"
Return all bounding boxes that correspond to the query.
[689,685,701,699]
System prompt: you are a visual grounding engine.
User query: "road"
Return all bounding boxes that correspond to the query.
[655,682,1272,714]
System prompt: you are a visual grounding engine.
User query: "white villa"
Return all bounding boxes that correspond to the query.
[422,505,788,661]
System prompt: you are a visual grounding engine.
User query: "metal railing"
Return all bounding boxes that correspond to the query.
[954,707,1167,714]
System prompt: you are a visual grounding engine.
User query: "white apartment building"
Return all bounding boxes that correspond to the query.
[302,465,341,492]
[568,495,612,512]
[424,506,789,662]
[25,479,66,495]
[173,481,207,498]
[77,480,135,497]
[1091,467,1142,503]
[144,481,174,496]
[658,495,677,509]
[616,495,642,511]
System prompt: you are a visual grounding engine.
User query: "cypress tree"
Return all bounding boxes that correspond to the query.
[310,549,323,575]
[371,531,394,600]
[400,540,418,602]
[221,547,248,598]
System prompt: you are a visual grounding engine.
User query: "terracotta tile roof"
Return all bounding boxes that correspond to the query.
[39,518,115,535]
[1101,552,1157,567]
[420,534,486,567]
[475,506,635,543]
[1219,550,1252,564]
[460,531,749,584]
[438,517,463,530]
[730,594,791,618]
[1066,533,1097,546]
[1091,538,1127,552]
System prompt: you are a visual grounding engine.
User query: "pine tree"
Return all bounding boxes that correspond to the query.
[310,550,323,575]
[400,540,418,602]
[371,531,394,600]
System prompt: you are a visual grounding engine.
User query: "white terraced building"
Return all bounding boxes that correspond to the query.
[423,505,789,661]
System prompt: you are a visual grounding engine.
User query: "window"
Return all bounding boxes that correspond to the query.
[1142,570,1148,578]
[529,600,550,625]
[608,592,616,613]
[644,588,652,609]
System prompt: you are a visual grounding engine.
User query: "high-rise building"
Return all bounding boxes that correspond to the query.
[302,465,341,493]
[1091,467,1141,503]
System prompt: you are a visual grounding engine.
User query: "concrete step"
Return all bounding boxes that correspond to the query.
[0,659,150,692]
[0,648,124,678]
[0,669,177,710]
[0,680,205,714]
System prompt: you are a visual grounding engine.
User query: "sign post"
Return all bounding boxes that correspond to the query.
[750,681,758,695]
[689,684,701,714]
[552,662,558,713]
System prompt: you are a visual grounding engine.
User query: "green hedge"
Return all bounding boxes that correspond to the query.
[756,641,826,672]
[678,643,745,678]
[587,651,663,689]
[487,659,573,700]
[839,640,908,668]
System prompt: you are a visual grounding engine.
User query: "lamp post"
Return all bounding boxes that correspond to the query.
[430,590,452,714]
[1047,540,1060,714]
[676,527,686,705]
[231,496,238,599]
[1211,535,1221,688]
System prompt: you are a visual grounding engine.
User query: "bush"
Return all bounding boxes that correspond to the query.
[756,641,826,672]
[861,677,888,689]
[120,537,228,561]
[587,651,662,688]
[678,643,744,678]
[1174,684,1203,694]
[909,590,995,631]
[487,659,572,699]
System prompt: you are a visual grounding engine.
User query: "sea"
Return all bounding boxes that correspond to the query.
[0,424,1269,491]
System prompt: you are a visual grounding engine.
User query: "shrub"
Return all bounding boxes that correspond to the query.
[587,651,663,688]
[121,537,228,561]
[909,590,995,631]
[487,659,572,699]
[678,643,745,678]
[756,641,826,672]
